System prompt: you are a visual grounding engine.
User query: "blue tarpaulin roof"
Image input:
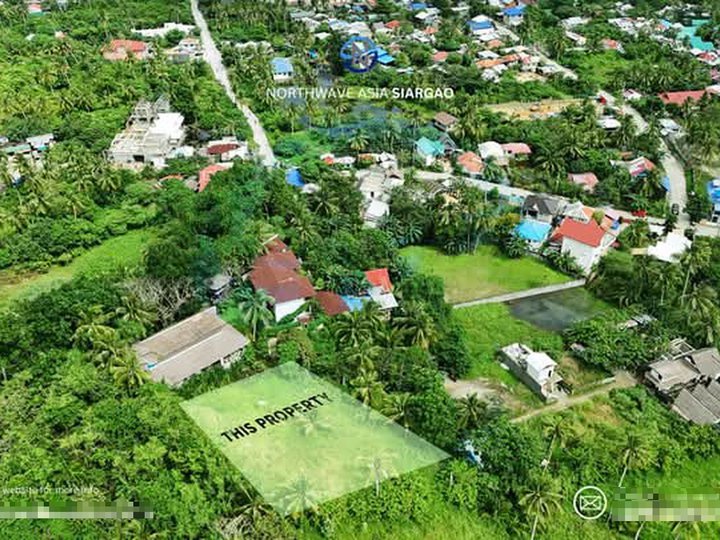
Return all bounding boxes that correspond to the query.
[468,20,493,31]
[661,176,670,192]
[503,6,525,16]
[707,180,720,203]
[410,2,427,10]
[341,295,365,312]
[271,57,293,74]
[515,219,552,242]
[286,168,304,187]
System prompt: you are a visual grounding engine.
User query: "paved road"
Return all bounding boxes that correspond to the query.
[511,370,637,423]
[598,91,690,227]
[190,0,276,168]
[452,279,587,308]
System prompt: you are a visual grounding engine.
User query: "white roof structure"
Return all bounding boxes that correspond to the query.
[648,233,691,263]
[133,22,195,39]
[526,352,557,373]
[364,199,389,227]
[478,141,504,160]
[368,286,398,311]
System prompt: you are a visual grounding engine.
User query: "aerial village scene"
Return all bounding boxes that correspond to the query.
[2,0,720,538]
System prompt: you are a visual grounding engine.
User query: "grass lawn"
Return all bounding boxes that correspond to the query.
[454,303,564,381]
[567,50,631,89]
[0,229,155,307]
[401,245,569,304]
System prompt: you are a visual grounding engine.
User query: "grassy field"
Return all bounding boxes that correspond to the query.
[181,363,448,516]
[567,50,631,89]
[454,303,564,381]
[401,245,569,304]
[0,229,155,307]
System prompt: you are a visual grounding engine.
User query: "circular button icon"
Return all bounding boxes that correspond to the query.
[573,485,607,520]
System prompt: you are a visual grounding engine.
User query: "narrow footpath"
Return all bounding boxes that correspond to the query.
[190,0,276,167]
[511,371,637,423]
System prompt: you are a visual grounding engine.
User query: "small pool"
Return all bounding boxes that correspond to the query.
[507,287,608,332]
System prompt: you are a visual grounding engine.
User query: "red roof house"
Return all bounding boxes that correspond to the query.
[365,268,393,292]
[250,249,315,321]
[316,291,349,316]
[658,90,707,106]
[197,164,229,192]
[104,39,150,61]
[457,151,485,176]
[385,20,401,30]
[551,218,606,248]
[568,172,599,192]
[207,143,239,156]
[502,143,532,157]
[432,51,449,63]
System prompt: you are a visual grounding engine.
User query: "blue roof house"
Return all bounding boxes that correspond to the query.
[410,2,428,11]
[374,47,395,65]
[271,57,294,82]
[467,19,494,33]
[415,137,445,166]
[286,168,304,188]
[503,5,526,26]
[707,179,720,222]
[515,219,552,250]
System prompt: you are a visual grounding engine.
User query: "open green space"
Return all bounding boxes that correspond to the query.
[401,245,569,304]
[181,362,449,515]
[0,229,155,307]
[567,50,631,89]
[454,303,564,381]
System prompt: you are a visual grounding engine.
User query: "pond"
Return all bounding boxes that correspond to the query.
[506,287,609,332]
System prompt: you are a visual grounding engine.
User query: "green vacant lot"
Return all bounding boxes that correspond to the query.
[454,303,564,381]
[181,363,449,515]
[0,229,155,307]
[401,245,569,304]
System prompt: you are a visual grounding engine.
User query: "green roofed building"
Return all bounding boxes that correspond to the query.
[415,136,445,166]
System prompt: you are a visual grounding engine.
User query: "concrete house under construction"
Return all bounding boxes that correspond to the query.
[108,97,185,169]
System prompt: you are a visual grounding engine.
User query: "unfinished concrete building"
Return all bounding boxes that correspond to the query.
[107,97,185,169]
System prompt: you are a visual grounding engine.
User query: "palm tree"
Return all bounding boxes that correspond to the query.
[334,310,375,348]
[348,129,369,157]
[540,415,573,469]
[351,361,385,407]
[285,103,302,133]
[618,432,652,488]
[274,476,321,518]
[237,288,275,339]
[296,409,332,437]
[109,349,150,392]
[395,302,436,350]
[357,451,397,496]
[457,393,487,431]
[72,306,116,351]
[520,474,563,540]
[679,241,711,299]
[382,392,411,428]
[116,293,156,330]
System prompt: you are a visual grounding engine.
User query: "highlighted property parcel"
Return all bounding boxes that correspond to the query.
[181,362,449,515]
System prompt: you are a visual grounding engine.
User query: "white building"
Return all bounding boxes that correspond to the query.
[550,217,616,274]
[500,343,564,400]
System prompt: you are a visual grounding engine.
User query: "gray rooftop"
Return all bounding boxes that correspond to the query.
[672,381,720,426]
[133,306,248,386]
